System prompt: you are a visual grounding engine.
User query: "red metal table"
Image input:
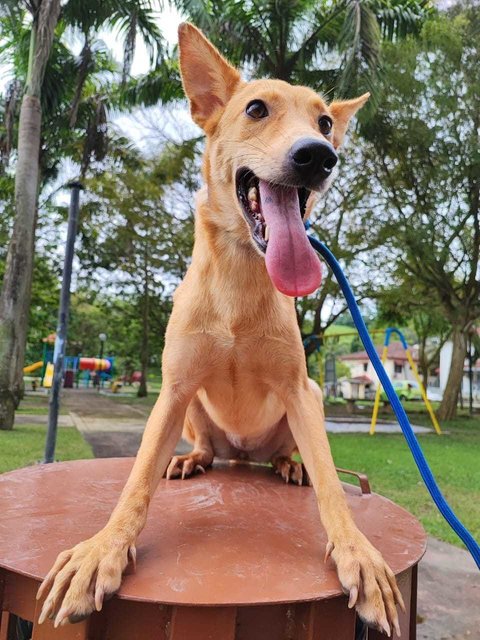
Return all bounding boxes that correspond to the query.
[0,459,426,639]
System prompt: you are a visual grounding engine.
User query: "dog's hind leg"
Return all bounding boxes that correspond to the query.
[166,395,215,479]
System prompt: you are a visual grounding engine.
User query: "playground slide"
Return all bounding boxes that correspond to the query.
[23,361,43,374]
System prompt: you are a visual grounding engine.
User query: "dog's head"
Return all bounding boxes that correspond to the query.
[178,23,368,297]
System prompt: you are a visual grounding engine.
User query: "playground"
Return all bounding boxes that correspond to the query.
[23,334,117,391]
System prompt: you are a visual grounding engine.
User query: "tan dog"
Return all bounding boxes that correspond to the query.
[38,23,404,636]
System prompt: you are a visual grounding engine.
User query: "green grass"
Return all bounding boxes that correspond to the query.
[329,415,480,546]
[350,399,441,416]
[0,425,93,474]
[108,390,158,408]
[16,392,67,416]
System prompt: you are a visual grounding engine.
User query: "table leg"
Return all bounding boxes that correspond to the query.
[170,606,236,640]
[313,598,356,639]
[0,612,15,640]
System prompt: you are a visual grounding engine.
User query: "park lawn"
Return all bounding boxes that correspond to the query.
[0,425,93,474]
[328,415,480,547]
[16,392,67,416]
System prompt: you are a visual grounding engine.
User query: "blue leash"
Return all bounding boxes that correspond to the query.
[307,232,480,569]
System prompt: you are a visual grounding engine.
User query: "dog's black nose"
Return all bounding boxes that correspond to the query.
[289,138,338,185]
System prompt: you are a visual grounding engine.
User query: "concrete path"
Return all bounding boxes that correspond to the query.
[64,390,191,457]
[417,538,479,639]
[15,414,74,427]
[26,389,479,638]
[325,418,431,434]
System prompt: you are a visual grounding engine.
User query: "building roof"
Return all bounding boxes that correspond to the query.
[350,375,373,384]
[340,342,418,363]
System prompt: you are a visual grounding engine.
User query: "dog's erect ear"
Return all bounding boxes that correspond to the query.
[329,93,370,148]
[178,23,242,131]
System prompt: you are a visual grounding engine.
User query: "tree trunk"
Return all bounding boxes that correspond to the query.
[437,328,467,421]
[418,337,429,387]
[0,96,41,429]
[0,0,61,430]
[137,260,150,398]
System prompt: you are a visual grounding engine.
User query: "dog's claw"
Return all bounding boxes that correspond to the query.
[37,608,48,625]
[95,586,104,612]
[380,617,391,637]
[324,540,334,563]
[166,453,212,480]
[348,585,358,608]
[272,456,303,486]
[54,606,72,628]
[128,545,137,572]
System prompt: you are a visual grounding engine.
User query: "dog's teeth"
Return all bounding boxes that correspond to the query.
[265,224,270,242]
[250,200,259,212]
[248,186,258,202]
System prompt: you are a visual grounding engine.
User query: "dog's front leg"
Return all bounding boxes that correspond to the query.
[285,381,404,637]
[37,383,194,627]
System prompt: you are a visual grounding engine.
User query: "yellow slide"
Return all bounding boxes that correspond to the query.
[23,361,43,374]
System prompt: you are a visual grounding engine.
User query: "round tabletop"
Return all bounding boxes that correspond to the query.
[0,459,426,607]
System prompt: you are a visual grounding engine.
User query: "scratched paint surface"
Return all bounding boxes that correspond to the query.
[0,459,426,606]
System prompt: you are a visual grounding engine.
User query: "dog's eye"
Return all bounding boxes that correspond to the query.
[245,100,268,119]
[318,115,333,136]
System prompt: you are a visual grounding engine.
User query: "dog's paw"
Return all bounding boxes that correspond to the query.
[272,456,304,486]
[326,532,405,637]
[37,531,135,627]
[166,451,213,480]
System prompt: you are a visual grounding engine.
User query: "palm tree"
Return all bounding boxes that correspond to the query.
[0,0,61,430]
[0,0,164,429]
[178,0,434,96]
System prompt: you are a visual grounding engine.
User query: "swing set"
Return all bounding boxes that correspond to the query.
[369,327,442,436]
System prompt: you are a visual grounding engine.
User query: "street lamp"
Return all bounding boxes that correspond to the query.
[99,333,107,360]
[98,333,107,391]
[44,181,83,463]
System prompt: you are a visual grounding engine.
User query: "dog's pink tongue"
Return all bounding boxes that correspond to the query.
[259,180,322,297]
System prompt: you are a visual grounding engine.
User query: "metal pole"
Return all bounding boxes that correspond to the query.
[98,339,104,391]
[44,182,83,463]
[468,336,474,416]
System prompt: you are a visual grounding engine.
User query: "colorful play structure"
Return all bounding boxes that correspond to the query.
[369,327,442,435]
[22,334,114,389]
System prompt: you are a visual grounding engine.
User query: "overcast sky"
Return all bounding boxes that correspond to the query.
[0,4,184,92]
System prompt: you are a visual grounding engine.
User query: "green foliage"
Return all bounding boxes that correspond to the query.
[179,0,433,97]
[336,359,352,378]
[24,255,61,362]
[357,9,480,328]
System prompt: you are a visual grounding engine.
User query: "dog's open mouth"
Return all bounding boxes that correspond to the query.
[236,169,310,254]
[236,168,322,297]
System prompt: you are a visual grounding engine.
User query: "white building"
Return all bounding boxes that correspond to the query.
[339,342,418,400]
[439,341,480,403]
